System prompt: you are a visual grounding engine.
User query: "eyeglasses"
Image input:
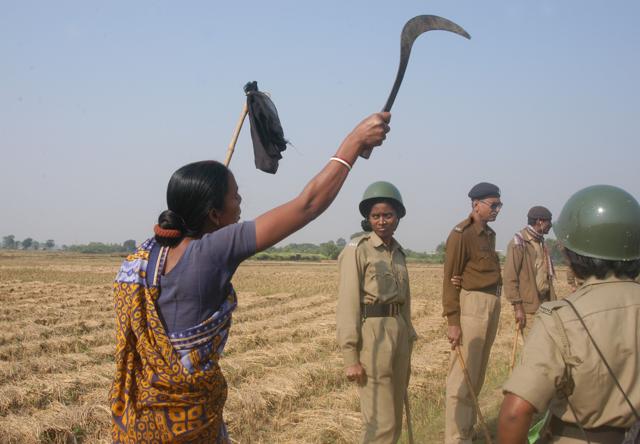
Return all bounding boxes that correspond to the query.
[479,200,503,211]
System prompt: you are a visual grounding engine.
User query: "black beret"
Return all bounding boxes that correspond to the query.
[468,182,501,200]
[527,206,552,220]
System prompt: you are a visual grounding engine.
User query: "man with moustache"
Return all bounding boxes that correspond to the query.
[442,182,503,444]
[503,206,556,335]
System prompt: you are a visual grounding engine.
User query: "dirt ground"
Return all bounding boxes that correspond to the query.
[0,251,573,443]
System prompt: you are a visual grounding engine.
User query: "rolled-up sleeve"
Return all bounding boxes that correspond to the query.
[502,318,565,413]
[336,244,363,368]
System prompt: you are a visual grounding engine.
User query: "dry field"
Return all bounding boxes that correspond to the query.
[0,251,574,443]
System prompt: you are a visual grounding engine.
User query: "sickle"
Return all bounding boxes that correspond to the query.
[361,15,471,159]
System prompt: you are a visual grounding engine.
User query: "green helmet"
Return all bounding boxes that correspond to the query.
[553,185,640,261]
[359,181,406,218]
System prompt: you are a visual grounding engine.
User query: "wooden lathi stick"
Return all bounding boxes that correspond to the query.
[456,347,493,444]
[510,324,521,371]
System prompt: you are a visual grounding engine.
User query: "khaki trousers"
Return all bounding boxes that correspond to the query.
[358,314,411,444]
[444,290,501,444]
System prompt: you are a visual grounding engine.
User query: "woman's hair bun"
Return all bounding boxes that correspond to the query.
[361,219,372,232]
[158,209,186,231]
[155,210,187,247]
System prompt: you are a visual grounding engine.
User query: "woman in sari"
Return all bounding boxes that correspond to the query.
[110,112,391,443]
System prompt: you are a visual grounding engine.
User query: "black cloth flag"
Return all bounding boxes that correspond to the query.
[244,81,288,174]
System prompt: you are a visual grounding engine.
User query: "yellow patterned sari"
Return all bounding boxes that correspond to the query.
[110,239,235,443]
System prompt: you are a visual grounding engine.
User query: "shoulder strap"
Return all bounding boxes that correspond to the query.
[564,298,640,421]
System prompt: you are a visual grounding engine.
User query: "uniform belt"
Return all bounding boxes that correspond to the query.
[361,303,400,318]
[550,415,626,442]
[464,285,500,296]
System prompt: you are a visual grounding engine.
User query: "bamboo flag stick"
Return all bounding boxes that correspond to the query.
[456,347,493,444]
[223,102,249,167]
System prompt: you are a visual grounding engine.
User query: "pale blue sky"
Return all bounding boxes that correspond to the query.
[2,0,639,251]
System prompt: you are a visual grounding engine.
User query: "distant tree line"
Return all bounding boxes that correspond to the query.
[62,240,137,254]
[1,234,137,254]
[2,232,565,264]
[2,235,55,251]
[302,237,566,265]
[255,235,448,263]
[255,238,348,261]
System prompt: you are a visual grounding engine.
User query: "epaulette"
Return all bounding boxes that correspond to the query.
[537,300,567,316]
[346,233,370,248]
[454,218,472,233]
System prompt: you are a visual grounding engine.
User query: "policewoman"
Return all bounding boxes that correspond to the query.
[336,181,417,444]
[498,185,640,443]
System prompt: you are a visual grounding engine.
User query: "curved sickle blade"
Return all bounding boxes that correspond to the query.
[382,15,471,112]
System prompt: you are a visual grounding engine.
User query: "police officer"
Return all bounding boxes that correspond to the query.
[498,185,640,443]
[503,206,556,333]
[337,181,417,444]
[442,182,503,444]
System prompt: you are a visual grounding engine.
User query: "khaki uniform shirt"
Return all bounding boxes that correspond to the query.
[442,216,502,326]
[504,276,640,428]
[503,228,557,314]
[336,232,417,367]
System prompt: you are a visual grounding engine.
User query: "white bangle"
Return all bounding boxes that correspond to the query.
[330,156,352,172]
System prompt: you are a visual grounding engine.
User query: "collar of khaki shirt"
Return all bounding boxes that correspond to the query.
[367,231,405,255]
[581,272,637,287]
[464,214,495,236]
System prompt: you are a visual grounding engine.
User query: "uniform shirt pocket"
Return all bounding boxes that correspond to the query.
[475,247,499,272]
[363,261,398,303]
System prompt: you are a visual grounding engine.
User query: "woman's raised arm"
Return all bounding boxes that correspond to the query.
[254,112,391,252]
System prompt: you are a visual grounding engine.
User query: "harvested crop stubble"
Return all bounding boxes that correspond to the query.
[0,252,573,443]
